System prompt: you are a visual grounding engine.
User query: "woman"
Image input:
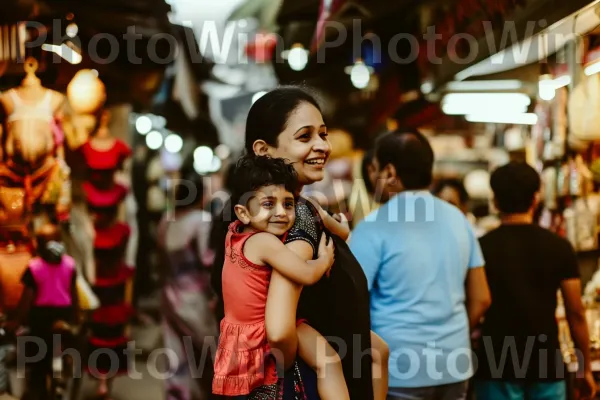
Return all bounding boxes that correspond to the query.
[432,178,485,236]
[432,178,470,214]
[158,171,217,400]
[211,87,374,399]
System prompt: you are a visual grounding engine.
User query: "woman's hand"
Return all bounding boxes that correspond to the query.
[317,233,335,277]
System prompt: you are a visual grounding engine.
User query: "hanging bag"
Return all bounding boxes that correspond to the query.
[569,73,600,141]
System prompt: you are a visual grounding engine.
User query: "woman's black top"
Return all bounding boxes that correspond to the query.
[211,198,374,399]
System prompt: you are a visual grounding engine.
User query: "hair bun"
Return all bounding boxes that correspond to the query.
[44,240,65,264]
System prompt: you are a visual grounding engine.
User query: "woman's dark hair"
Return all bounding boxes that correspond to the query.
[432,178,469,205]
[174,171,205,212]
[375,129,434,190]
[244,86,322,154]
[36,224,64,264]
[231,155,298,207]
[490,162,540,214]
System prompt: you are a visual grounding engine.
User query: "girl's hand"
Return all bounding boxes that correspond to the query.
[333,212,350,230]
[317,233,335,276]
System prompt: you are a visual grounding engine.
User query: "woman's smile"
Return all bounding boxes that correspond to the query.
[305,157,327,168]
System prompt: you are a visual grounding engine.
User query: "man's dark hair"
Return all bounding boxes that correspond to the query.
[433,178,470,205]
[490,162,540,214]
[230,155,298,207]
[375,128,434,190]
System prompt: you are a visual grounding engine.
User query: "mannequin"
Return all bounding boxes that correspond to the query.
[0,57,64,168]
[80,107,133,398]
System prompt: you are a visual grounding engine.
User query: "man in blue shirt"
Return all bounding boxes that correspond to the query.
[349,129,491,399]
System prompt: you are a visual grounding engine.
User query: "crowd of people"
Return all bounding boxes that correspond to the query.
[11,85,600,400]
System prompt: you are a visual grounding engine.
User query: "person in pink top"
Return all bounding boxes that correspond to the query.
[14,224,79,399]
[212,155,349,399]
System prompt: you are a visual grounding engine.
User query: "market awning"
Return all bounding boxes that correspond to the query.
[424,0,598,91]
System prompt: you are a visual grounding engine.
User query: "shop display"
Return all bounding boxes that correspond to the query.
[0,57,72,314]
[569,72,600,142]
[81,109,134,379]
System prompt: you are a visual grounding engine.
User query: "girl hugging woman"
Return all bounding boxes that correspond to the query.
[212,155,348,399]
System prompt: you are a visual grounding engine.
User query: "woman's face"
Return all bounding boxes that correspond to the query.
[264,102,331,186]
[438,186,465,212]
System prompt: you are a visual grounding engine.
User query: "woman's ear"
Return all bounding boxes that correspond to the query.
[252,140,271,157]
[234,205,251,225]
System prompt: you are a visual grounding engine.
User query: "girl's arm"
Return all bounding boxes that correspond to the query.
[320,212,350,241]
[307,197,350,241]
[248,232,334,286]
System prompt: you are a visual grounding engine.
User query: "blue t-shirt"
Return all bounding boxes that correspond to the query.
[349,191,484,388]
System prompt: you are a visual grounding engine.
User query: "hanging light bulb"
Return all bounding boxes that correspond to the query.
[164,134,183,153]
[66,23,79,38]
[136,116,152,135]
[538,63,555,101]
[345,59,372,89]
[146,131,163,150]
[538,34,555,102]
[286,44,308,71]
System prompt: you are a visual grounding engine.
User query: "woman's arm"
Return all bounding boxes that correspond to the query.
[265,234,318,370]
[265,273,302,370]
[247,233,334,286]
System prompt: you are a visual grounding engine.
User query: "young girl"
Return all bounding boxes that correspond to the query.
[213,155,348,399]
[15,224,79,398]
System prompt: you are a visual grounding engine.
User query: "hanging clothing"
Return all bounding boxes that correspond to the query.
[6,89,53,122]
[80,135,134,378]
[80,139,131,171]
[88,220,134,376]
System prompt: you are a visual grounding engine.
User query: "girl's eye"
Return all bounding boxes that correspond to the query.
[285,202,295,209]
[319,132,328,139]
[298,133,310,140]
[262,202,274,208]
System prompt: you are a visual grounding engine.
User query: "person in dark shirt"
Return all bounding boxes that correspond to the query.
[475,162,595,400]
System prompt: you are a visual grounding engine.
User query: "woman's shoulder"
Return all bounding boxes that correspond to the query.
[284,197,323,256]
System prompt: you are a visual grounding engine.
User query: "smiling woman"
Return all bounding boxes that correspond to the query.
[211,86,374,399]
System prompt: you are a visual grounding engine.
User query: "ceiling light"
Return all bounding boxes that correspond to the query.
[465,113,538,125]
[164,134,183,153]
[146,131,164,150]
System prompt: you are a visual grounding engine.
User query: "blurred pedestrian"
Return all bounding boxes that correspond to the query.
[157,172,217,400]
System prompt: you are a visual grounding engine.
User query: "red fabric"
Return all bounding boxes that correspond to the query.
[245,31,277,63]
[311,0,346,51]
[92,304,135,325]
[94,222,130,250]
[94,264,134,287]
[83,181,128,208]
[81,139,131,171]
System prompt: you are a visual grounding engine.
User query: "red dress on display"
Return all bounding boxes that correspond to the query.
[80,138,133,376]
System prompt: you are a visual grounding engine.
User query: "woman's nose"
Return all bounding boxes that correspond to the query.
[312,137,330,153]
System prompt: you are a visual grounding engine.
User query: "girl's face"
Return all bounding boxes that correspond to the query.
[262,103,331,186]
[235,184,296,237]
